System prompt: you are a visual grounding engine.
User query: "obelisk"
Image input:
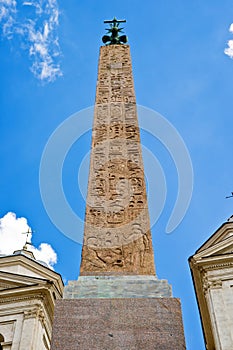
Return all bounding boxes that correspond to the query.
[51,19,186,349]
[80,32,155,277]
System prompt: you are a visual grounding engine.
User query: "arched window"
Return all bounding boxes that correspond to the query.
[0,333,4,350]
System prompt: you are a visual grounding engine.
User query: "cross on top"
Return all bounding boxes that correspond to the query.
[104,17,126,25]
[21,228,33,249]
[102,17,128,45]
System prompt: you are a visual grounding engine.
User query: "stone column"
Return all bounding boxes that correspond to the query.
[19,307,45,350]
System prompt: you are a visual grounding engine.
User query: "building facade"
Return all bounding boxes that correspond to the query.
[0,248,63,349]
[189,216,233,350]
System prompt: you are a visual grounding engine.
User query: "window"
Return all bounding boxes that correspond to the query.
[0,334,4,350]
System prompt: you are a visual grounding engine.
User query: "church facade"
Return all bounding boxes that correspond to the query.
[189,216,233,350]
[0,248,63,349]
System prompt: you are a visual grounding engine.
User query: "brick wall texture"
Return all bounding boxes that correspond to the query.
[51,298,186,350]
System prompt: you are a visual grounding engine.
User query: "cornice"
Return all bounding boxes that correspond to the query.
[196,221,233,254]
[0,292,45,305]
[0,255,63,293]
[205,261,233,270]
[0,282,16,290]
[191,253,233,270]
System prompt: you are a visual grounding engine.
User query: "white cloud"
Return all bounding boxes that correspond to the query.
[0,7,7,21]
[0,0,17,37]
[31,59,61,81]
[225,23,233,59]
[0,0,62,82]
[0,212,57,269]
[30,242,57,266]
[224,39,233,58]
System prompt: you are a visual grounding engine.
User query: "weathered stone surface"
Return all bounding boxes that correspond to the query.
[64,275,172,298]
[51,298,186,350]
[80,45,155,276]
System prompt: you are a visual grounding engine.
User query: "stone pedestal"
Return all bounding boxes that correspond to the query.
[51,298,186,350]
[64,275,172,298]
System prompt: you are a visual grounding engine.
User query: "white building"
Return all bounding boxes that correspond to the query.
[0,247,63,350]
[189,216,233,350]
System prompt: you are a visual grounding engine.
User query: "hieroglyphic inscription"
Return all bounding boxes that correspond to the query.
[80,45,155,275]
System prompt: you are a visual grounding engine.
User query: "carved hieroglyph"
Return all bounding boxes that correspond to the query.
[80,45,155,275]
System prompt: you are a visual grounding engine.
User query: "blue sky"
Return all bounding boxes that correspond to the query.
[1,1,233,349]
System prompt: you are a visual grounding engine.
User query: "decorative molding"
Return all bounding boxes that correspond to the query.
[204,261,233,270]
[0,293,45,304]
[193,258,233,272]
[203,279,222,295]
[24,307,45,323]
[0,283,14,290]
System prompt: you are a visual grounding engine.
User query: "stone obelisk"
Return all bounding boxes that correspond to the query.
[51,19,186,350]
[80,44,155,277]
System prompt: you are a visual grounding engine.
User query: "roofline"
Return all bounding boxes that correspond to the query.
[193,221,229,255]
[0,253,64,285]
[0,269,51,283]
[0,270,63,298]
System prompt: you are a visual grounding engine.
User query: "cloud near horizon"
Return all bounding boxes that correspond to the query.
[0,212,57,269]
[224,23,233,58]
[0,0,62,82]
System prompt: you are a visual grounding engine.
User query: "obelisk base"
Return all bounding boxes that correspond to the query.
[64,275,172,298]
[51,298,186,350]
